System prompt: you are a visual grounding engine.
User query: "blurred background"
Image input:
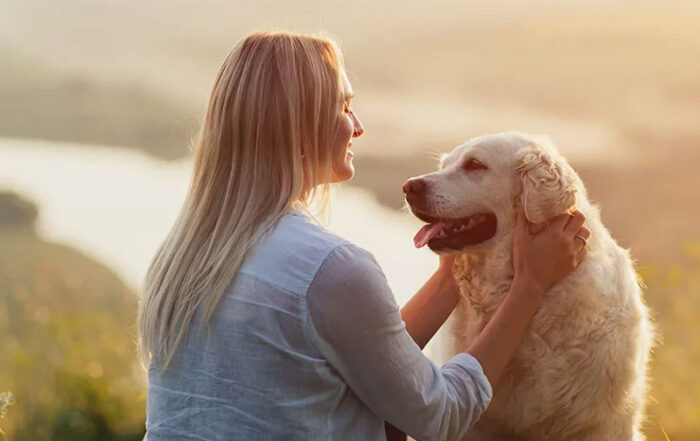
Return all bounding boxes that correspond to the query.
[1,0,699,440]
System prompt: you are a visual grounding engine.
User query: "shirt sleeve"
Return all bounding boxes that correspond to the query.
[306,244,492,441]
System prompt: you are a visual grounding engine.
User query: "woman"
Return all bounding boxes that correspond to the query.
[138,31,589,441]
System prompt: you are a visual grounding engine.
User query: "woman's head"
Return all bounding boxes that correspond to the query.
[138,31,362,368]
[199,31,361,206]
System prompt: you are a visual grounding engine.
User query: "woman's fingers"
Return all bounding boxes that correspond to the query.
[575,242,588,266]
[574,226,591,249]
[549,212,571,230]
[511,207,591,293]
[577,226,591,240]
[564,210,586,235]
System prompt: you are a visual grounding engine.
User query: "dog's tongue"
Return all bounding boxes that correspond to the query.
[414,222,446,248]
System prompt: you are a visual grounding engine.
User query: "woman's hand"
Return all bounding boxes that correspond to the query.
[512,207,590,298]
[437,254,456,277]
[466,208,590,388]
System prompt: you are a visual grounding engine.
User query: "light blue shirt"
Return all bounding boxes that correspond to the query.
[144,210,492,441]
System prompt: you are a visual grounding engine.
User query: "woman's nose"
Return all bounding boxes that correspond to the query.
[352,113,364,137]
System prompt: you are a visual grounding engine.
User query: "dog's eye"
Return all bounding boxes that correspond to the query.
[462,158,488,172]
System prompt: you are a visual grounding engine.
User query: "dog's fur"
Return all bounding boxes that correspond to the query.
[407,132,653,441]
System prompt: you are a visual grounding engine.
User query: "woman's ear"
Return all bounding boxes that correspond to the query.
[515,139,577,224]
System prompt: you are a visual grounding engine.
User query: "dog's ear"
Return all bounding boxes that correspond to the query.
[515,139,577,223]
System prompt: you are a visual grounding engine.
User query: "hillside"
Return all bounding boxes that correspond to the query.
[0,193,145,440]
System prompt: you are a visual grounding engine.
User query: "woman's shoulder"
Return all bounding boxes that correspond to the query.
[285,212,382,276]
[280,210,356,254]
[310,240,386,294]
[238,211,369,295]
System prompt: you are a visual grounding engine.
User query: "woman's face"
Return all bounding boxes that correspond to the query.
[330,69,364,183]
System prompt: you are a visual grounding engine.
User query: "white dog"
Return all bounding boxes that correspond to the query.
[405,132,653,441]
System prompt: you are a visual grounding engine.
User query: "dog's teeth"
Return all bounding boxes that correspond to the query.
[470,215,485,226]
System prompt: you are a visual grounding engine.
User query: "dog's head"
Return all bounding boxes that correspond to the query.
[405,132,578,254]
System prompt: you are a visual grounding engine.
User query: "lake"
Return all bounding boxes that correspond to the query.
[0,137,450,357]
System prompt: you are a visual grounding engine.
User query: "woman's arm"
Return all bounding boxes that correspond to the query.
[307,245,492,441]
[387,259,457,441]
[399,256,458,350]
[307,210,588,441]
[467,209,588,386]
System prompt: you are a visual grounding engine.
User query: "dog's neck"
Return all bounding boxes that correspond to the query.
[452,231,516,305]
[452,201,606,306]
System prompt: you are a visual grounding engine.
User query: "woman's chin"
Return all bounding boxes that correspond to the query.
[331,162,355,183]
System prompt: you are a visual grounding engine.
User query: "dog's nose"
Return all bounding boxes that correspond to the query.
[403,178,426,195]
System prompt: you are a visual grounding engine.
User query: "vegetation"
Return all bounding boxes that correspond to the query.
[0,193,146,440]
[0,391,15,439]
[641,250,700,440]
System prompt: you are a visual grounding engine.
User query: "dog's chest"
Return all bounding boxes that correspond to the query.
[451,253,513,339]
[453,253,513,308]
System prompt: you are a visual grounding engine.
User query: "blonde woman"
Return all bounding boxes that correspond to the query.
[138,32,589,441]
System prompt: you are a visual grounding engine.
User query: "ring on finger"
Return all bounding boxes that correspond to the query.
[575,234,588,246]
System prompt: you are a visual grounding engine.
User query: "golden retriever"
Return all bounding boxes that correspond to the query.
[405,132,653,441]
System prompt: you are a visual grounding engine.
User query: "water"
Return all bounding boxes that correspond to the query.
[0,137,437,309]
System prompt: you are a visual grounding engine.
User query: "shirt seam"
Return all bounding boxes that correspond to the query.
[302,242,364,440]
[242,212,353,296]
[237,268,305,297]
[237,240,351,297]
[301,242,363,350]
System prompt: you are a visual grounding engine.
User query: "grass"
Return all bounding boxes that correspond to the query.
[0,224,146,440]
[661,425,672,441]
[0,391,14,439]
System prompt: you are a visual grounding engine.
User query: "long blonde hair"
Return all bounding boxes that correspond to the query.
[138,31,345,369]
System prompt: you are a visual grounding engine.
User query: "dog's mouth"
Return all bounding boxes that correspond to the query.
[413,212,498,251]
